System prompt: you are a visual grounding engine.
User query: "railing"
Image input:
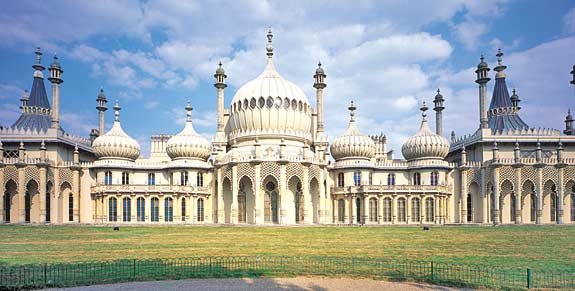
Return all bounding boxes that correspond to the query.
[0,256,573,290]
[91,184,211,194]
[331,185,452,194]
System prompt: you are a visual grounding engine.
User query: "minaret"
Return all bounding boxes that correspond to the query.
[314,61,327,135]
[48,54,63,129]
[433,88,445,136]
[96,88,108,136]
[565,109,574,135]
[475,55,490,129]
[510,88,521,110]
[20,90,29,111]
[214,62,227,134]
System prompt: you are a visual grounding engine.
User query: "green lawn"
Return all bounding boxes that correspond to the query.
[0,225,574,272]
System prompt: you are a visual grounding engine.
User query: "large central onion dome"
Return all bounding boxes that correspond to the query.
[166,103,211,160]
[330,101,375,161]
[92,101,141,161]
[226,29,312,144]
[401,101,449,161]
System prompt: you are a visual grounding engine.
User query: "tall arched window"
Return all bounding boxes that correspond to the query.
[104,171,112,185]
[197,198,204,222]
[413,173,421,185]
[137,197,145,222]
[551,192,558,222]
[123,197,131,222]
[68,195,74,222]
[181,198,186,222]
[467,194,473,222]
[425,197,435,223]
[353,171,361,186]
[108,197,117,222]
[197,172,204,187]
[180,171,188,186]
[397,198,406,222]
[264,182,279,223]
[387,174,395,186]
[383,198,392,222]
[121,172,129,185]
[369,198,378,222]
[151,198,159,222]
[368,173,373,185]
[337,173,344,187]
[164,197,173,222]
[430,172,439,186]
[411,198,420,223]
[147,173,155,185]
[337,199,345,222]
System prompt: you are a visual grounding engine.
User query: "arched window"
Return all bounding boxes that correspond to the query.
[147,173,155,185]
[137,197,145,222]
[383,198,392,222]
[68,195,74,222]
[164,197,173,222]
[104,171,112,185]
[197,172,204,187]
[368,173,373,185]
[369,198,378,222]
[108,197,117,222]
[530,194,536,222]
[551,192,558,222]
[413,173,421,186]
[197,198,204,222]
[356,197,361,223]
[337,199,345,222]
[353,171,361,186]
[181,198,186,222]
[121,172,129,185]
[337,173,344,187]
[430,172,439,186]
[411,198,420,223]
[397,198,406,222]
[467,194,473,222]
[180,171,188,186]
[425,198,435,223]
[264,182,279,223]
[123,197,131,222]
[151,198,159,222]
[387,174,395,186]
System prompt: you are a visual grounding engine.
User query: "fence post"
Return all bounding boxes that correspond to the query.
[43,263,47,287]
[527,268,532,289]
[430,261,434,281]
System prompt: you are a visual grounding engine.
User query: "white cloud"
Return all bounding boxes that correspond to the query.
[453,20,487,51]
[392,96,418,111]
[0,103,20,128]
[564,7,575,34]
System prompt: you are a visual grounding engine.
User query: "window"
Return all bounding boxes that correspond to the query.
[104,171,112,185]
[356,197,361,223]
[413,173,421,185]
[137,197,145,222]
[197,198,204,222]
[197,172,204,187]
[123,197,131,222]
[467,194,473,222]
[181,198,186,222]
[368,173,373,185]
[337,173,344,187]
[353,171,361,186]
[151,198,159,222]
[411,198,420,223]
[337,199,345,222]
[121,172,129,185]
[165,197,173,222]
[68,195,74,222]
[383,198,392,222]
[430,172,439,186]
[180,171,189,186]
[369,198,378,223]
[387,174,395,186]
[397,198,406,222]
[108,197,117,222]
[148,173,155,185]
[425,198,434,223]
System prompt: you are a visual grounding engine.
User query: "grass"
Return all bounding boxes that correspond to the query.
[0,225,574,272]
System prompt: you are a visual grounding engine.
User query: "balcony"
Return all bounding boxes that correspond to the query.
[331,184,452,195]
[91,184,211,195]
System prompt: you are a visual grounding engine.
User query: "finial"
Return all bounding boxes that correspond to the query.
[461,143,466,152]
[74,144,79,152]
[515,140,520,149]
[492,140,498,150]
[512,88,516,95]
[348,100,356,122]
[536,139,541,148]
[318,61,322,67]
[40,140,46,150]
[480,54,484,62]
[420,100,428,121]
[496,48,503,66]
[113,100,121,122]
[266,27,274,58]
[558,139,563,149]
[35,47,42,64]
[437,88,440,94]
[185,99,193,122]
[19,141,24,149]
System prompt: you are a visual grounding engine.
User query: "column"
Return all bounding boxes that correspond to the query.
[53,168,60,223]
[279,163,287,224]
[254,164,262,224]
[391,196,397,224]
[191,195,197,223]
[117,196,123,223]
[145,197,150,223]
[514,168,522,224]
[173,195,180,223]
[302,167,311,224]
[159,196,165,222]
[350,195,357,224]
[492,167,500,225]
[216,168,224,223]
[0,165,4,223]
[362,194,368,224]
[72,168,80,223]
[460,170,468,223]
[17,165,25,223]
[344,196,349,223]
[480,168,488,224]
[557,167,564,224]
[536,167,543,224]
[103,196,109,223]
[332,198,336,223]
[231,165,238,224]
[406,196,411,224]
[131,195,137,223]
[39,166,47,223]
[434,196,440,224]
[318,168,326,224]
[378,196,383,224]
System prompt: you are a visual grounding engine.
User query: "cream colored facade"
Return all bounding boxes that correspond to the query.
[1,32,575,226]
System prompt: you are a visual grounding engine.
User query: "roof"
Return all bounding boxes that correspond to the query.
[11,75,53,131]
[487,73,529,133]
[27,75,51,108]
[11,114,52,131]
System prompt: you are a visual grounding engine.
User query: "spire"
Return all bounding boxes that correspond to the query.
[266,27,274,59]
[113,100,121,122]
[32,47,45,73]
[185,99,193,122]
[348,100,356,123]
[420,100,428,122]
[494,48,507,79]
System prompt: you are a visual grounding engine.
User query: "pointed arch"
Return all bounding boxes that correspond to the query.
[222,177,232,224]
[467,182,480,223]
[543,180,557,223]
[288,176,303,224]
[263,175,279,224]
[310,178,319,223]
[4,180,17,223]
[522,180,536,223]
[25,180,39,223]
[46,181,53,223]
[238,176,254,224]
[500,180,514,223]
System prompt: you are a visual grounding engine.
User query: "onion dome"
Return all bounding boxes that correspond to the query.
[92,101,141,161]
[401,101,449,161]
[226,28,312,143]
[315,61,325,75]
[166,102,211,161]
[477,54,488,69]
[215,62,226,75]
[330,101,375,160]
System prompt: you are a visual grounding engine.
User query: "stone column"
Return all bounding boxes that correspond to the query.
[303,166,312,224]
[460,170,468,223]
[231,165,238,224]
[145,197,151,223]
[17,164,25,223]
[350,195,357,224]
[344,196,350,223]
[391,195,397,224]
[480,168,488,224]
[254,164,262,224]
[159,196,165,223]
[103,196,109,223]
[406,196,411,224]
[378,195,383,224]
[557,167,564,224]
[536,167,543,224]
[514,167,522,224]
[492,168,500,225]
[72,169,80,223]
[191,195,197,223]
[434,196,440,224]
[216,168,224,223]
[279,163,287,224]
[53,168,60,223]
[363,194,369,224]
[318,168,326,224]
[117,196,123,223]
[131,195,137,223]
[173,195,180,223]
[38,166,46,223]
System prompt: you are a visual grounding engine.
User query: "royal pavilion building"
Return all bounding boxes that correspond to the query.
[1,30,575,226]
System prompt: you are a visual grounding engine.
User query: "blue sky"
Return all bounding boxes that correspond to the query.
[1,0,574,156]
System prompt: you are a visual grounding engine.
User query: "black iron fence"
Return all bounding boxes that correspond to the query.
[0,256,574,290]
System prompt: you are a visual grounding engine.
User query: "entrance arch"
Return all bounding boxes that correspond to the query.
[222,178,232,224]
[263,176,279,224]
[238,176,255,224]
[288,176,303,224]
[4,180,17,223]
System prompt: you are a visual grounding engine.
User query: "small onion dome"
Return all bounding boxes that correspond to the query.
[477,54,488,69]
[315,61,325,75]
[166,103,211,161]
[215,62,225,75]
[92,101,140,161]
[401,101,449,161]
[330,101,375,160]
